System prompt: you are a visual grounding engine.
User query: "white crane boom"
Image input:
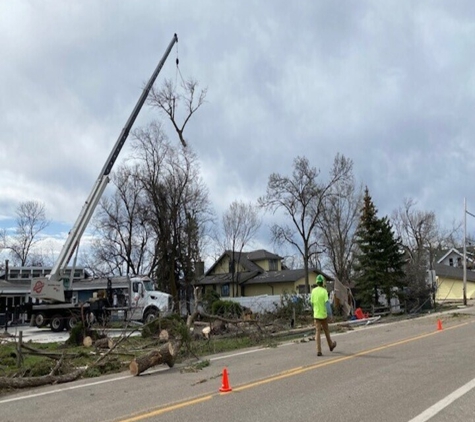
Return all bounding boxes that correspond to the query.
[31,34,178,302]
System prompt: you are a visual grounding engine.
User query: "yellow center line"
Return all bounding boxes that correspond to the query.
[234,321,469,391]
[118,396,213,422]
[117,321,470,421]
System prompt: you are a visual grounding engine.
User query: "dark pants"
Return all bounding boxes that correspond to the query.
[314,318,334,353]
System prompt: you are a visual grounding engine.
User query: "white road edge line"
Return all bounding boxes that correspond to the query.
[0,375,133,404]
[408,377,475,422]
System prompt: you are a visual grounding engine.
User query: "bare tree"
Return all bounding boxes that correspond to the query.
[131,121,212,309]
[259,154,353,293]
[317,162,362,285]
[92,164,152,277]
[2,201,50,266]
[221,200,262,296]
[392,198,462,308]
[89,74,209,308]
[148,78,207,148]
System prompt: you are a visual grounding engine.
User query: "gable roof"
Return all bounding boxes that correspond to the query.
[434,263,475,282]
[198,271,260,286]
[436,247,475,264]
[205,250,270,276]
[244,268,331,285]
[245,250,282,261]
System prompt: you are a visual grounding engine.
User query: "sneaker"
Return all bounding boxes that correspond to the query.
[330,341,337,352]
[317,352,322,356]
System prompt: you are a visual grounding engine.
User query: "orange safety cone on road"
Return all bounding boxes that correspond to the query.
[219,367,232,393]
[437,319,443,331]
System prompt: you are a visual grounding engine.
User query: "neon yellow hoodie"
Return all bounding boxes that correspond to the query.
[311,286,328,319]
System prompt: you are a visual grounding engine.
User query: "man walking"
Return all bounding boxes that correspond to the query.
[311,274,336,356]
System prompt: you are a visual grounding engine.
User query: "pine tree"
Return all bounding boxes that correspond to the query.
[378,216,407,306]
[353,188,406,308]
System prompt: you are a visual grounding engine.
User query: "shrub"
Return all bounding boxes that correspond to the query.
[211,300,243,318]
[202,290,220,313]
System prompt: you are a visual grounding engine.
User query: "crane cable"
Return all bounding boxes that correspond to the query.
[174,41,186,88]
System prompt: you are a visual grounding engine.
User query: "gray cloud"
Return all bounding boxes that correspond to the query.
[1,0,474,247]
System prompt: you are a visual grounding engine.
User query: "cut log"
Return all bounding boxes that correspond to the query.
[83,336,93,348]
[159,329,169,342]
[202,326,211,339]
[95,338,114,349]
[129,341,177,376]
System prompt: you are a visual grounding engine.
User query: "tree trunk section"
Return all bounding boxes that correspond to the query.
[129,342,177,376]
[83,336,93,347]
[95,338,114,349]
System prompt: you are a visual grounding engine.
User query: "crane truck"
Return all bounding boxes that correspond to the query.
[24,34,178,332]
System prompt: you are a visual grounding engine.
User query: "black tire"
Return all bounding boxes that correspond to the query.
[50,314,65,332]
[34,312,48,328]
[66,315,79,330]
[144,309,159,324]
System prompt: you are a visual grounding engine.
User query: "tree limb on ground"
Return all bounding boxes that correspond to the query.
[0,326,136,390]
[0,368,86,389]
[20,343,81,359]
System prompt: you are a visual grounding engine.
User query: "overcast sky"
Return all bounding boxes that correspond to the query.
[1,1,474,261]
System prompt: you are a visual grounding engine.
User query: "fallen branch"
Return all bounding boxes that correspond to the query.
[20,343,81,359]
[0,324,141,391]
[0,368,86,389]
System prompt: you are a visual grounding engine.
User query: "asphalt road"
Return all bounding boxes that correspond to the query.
[2,308,475,422]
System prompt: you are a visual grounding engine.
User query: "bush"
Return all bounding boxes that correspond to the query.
[202,290,220,313]
[211,300,243,318]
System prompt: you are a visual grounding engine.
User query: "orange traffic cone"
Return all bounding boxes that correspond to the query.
[219,367,232,393]
[437,319,443,331]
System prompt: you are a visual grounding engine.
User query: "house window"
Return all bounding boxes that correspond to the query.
[221,284,230,297]
[269,259,278,271]
[457,257,462,267]
[449,258,453,267]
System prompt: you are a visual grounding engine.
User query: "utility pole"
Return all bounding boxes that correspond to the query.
[464,198,475,306]
[463,198,467,306]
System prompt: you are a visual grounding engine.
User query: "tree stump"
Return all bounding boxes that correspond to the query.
[129,342,177,376]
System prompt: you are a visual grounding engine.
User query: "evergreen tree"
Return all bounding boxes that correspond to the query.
[353,188,406,308]
[378,216,407,306]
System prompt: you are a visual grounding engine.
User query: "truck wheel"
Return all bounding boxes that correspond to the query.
[66,315,79,330]
[144,309,159,324]
[34,313,48,328]
[50,314,65,332]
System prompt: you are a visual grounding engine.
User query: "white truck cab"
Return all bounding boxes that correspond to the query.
[129,277,173,323]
